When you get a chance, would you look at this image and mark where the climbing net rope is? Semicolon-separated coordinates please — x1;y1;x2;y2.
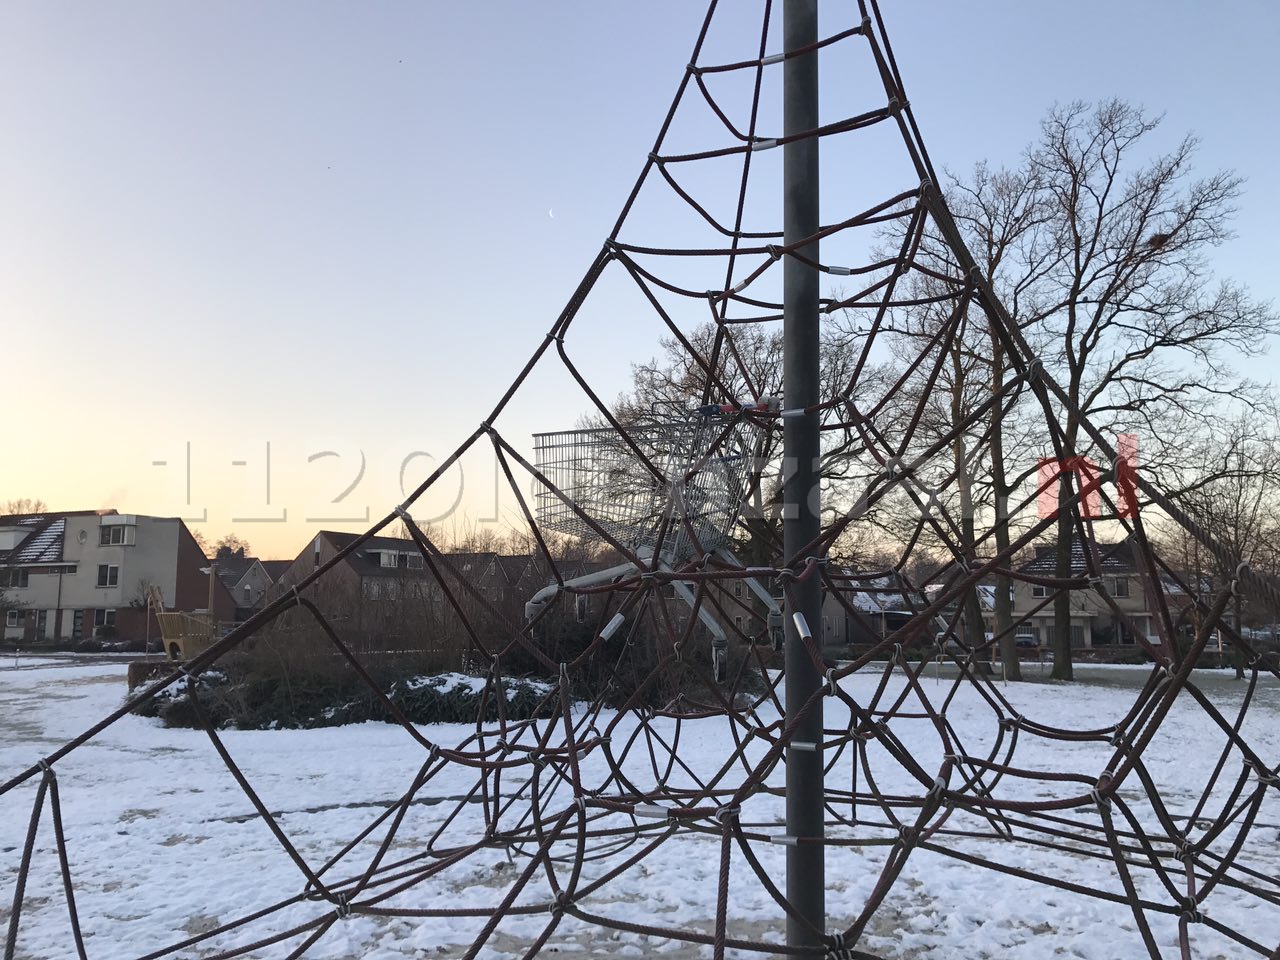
5;2;1280;958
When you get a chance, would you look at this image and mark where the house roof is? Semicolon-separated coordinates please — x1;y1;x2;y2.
496;554;531;585
0;510;105;566
1019;536;1138;576
260;560;292;583
215;556;259;589
318;532;500;581
827;569;929;615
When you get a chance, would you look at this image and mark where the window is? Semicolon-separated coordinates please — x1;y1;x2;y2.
5;610;19;627
93;609;116;628
575;595;588;623
2;569;29;589
1110;577;1130;598
96;564;119;587
734;616;743;633
1031;584;1049;598
72;610;84;640
99;525;127;546
733;583;743;598
242;585;252;603
407;553;424;570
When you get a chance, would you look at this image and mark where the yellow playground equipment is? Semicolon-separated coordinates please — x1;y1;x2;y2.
147;572;219;662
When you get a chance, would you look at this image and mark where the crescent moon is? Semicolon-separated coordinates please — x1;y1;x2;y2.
548;208;555;219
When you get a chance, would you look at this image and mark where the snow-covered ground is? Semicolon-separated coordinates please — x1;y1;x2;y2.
2;659;1279;959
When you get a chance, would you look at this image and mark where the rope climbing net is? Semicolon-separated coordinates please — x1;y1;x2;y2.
4;2;1280;958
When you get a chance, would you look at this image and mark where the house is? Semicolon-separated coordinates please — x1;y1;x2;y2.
1011;536;1155;647
214;549;292;619
822;570;933;648
272;532;543;659
0;510;235;645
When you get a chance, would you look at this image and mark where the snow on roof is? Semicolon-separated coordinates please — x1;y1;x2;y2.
1020;536;1137;576
4;517;65;564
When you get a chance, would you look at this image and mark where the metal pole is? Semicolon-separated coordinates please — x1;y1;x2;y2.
783;0;824;949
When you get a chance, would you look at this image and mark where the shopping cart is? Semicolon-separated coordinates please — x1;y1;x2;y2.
532;412;759;561
526;405;783;676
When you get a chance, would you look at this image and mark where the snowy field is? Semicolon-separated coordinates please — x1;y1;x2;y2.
3;657;1280;959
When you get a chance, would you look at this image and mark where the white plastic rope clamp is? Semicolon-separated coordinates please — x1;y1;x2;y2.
600;613;626;641
714;805;740;825
792;612;812;641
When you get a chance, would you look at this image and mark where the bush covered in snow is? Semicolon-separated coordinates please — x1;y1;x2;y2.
133;667;556;730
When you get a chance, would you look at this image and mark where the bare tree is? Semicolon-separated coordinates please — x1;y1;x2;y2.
878;162;1050;679
924;100;1277;679
2;498;47;515
215;533;252;559
1033;102;1277;677
617;322;890;568
190;527;211;557
1163;409;1280;676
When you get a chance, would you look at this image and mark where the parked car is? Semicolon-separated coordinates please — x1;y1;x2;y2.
934;630;994;653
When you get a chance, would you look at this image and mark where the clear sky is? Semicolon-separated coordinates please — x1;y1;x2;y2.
3;1;1277;559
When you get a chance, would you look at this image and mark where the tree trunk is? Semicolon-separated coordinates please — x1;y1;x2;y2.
952;379;990;676
1051;470;1075;680
989;337;1021;679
